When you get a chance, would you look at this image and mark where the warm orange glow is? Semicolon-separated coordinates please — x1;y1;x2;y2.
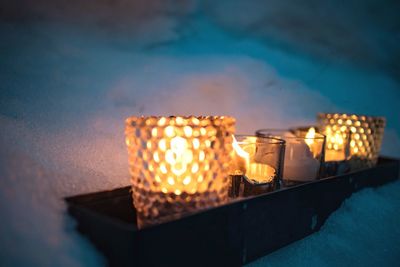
231;136;275;183
319;113;386;165
305;127;316;147
125;116;236;228
324;126;346;161
232;135;250;160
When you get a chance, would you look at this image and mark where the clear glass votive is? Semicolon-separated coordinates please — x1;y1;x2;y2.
229;135;285;197
125;116;236;228
317;113;386;170
256;128;325;186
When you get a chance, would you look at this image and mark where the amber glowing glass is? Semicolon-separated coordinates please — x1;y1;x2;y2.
125;116;235;228
317;113;385;169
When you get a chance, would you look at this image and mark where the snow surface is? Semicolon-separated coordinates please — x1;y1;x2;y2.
0;1;399;266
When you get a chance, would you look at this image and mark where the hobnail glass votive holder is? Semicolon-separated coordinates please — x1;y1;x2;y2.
229;135;285;197
317;113;386;170
125;116;235;228
256;128;325;186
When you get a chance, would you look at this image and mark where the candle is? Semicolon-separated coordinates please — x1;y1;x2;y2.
231;136;276;183
282;130;320;182
229;135;285;197
255;128;325;184
318;113;386;169
125;116;236;228
324;126;347;162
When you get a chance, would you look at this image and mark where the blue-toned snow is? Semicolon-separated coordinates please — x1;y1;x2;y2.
0;1;399;266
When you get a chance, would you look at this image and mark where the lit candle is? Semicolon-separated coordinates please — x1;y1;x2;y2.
283;129;320;182
231;136;276;183
256;128;324;183
125;116;235;228
324;126;347;162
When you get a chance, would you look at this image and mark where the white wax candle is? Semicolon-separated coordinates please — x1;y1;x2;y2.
282;132;320;182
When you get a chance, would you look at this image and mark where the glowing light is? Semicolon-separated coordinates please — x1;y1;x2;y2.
165;126;175;137
176;117;184;125
319;113;386;163
191;117;200;125
153;152;160;162
160;163;168;174
305;127;316;148
350;140;356;147
167;176;175;185
183;176;191;185
231;135;275;183
158;139;167;151
166;136;192;176
199;151;205;161
204;163;210;171
151;128;158;137
125;116;236;228
192;138;200;149
146;141;152;149
191;163;199;173
205;140;211;147
232;136;249;159
183;126;192;137
158;117;166;126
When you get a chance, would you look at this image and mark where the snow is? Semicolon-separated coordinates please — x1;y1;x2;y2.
249;182;400;267
0;1;399;266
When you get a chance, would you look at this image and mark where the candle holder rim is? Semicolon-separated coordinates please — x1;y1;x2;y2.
317;112;386;122
255;128;325;140
125;115;236;127
234;134;286;145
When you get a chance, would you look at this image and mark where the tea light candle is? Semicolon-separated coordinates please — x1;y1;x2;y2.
125;116;236;228
231;136;276;183
256;128;324;183
324;126;347;162
283;131;320;182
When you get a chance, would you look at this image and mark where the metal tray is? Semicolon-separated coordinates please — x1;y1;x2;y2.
66;157;400;267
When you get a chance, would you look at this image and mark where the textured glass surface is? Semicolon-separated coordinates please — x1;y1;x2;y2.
125;116;235;228
318;113;386;169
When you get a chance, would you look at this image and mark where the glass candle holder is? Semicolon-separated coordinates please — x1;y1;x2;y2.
256;128;325;186
317;113;386;170
125;116;236;228
229;135;285;197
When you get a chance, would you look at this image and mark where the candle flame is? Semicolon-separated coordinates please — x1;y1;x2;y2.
326;126;344;151
164;136;193;176
305;127;316;147
232;135;250;160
